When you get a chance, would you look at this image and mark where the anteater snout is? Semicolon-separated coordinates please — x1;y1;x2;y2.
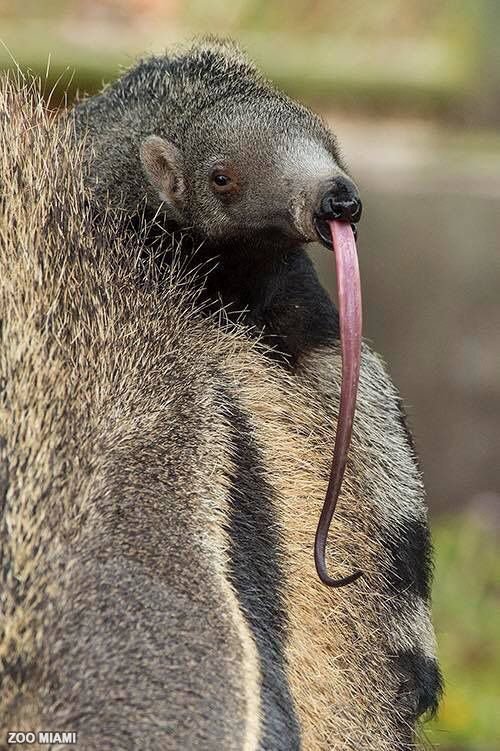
318;176;362;224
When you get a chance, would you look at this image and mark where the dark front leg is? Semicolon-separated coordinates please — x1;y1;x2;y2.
261;251;340;367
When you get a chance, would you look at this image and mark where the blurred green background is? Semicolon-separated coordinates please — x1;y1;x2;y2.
1;2;498;748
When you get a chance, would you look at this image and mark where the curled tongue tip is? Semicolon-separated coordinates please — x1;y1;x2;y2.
314;220;363;587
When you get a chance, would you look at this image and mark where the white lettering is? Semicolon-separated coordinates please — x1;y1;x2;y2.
6;732;36;744
38;731;77;745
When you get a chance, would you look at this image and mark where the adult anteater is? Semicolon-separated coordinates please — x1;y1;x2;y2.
1;64;440;751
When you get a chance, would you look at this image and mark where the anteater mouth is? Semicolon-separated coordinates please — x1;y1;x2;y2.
314;216;358;248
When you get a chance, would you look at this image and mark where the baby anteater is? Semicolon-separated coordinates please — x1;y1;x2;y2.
74;37;362;364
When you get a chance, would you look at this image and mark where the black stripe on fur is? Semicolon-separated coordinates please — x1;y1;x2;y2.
393;648;443;720
222;388;301;750
386;517;433;601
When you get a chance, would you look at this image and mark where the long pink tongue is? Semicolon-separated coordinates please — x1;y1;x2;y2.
314;220;363;587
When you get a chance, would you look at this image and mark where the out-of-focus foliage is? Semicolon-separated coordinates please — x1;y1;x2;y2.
427;516;500;750
185;0;467;36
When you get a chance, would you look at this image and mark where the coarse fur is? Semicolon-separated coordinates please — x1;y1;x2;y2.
1;69;441;751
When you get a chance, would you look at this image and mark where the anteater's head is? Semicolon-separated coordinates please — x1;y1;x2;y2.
140;90;362;253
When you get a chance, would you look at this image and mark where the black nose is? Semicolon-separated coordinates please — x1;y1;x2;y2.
318;176;362;224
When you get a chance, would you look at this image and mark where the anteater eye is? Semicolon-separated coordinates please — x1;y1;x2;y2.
213;173;230;187
210;166;239;196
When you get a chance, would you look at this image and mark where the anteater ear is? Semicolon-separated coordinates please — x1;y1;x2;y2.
140;135;185;208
